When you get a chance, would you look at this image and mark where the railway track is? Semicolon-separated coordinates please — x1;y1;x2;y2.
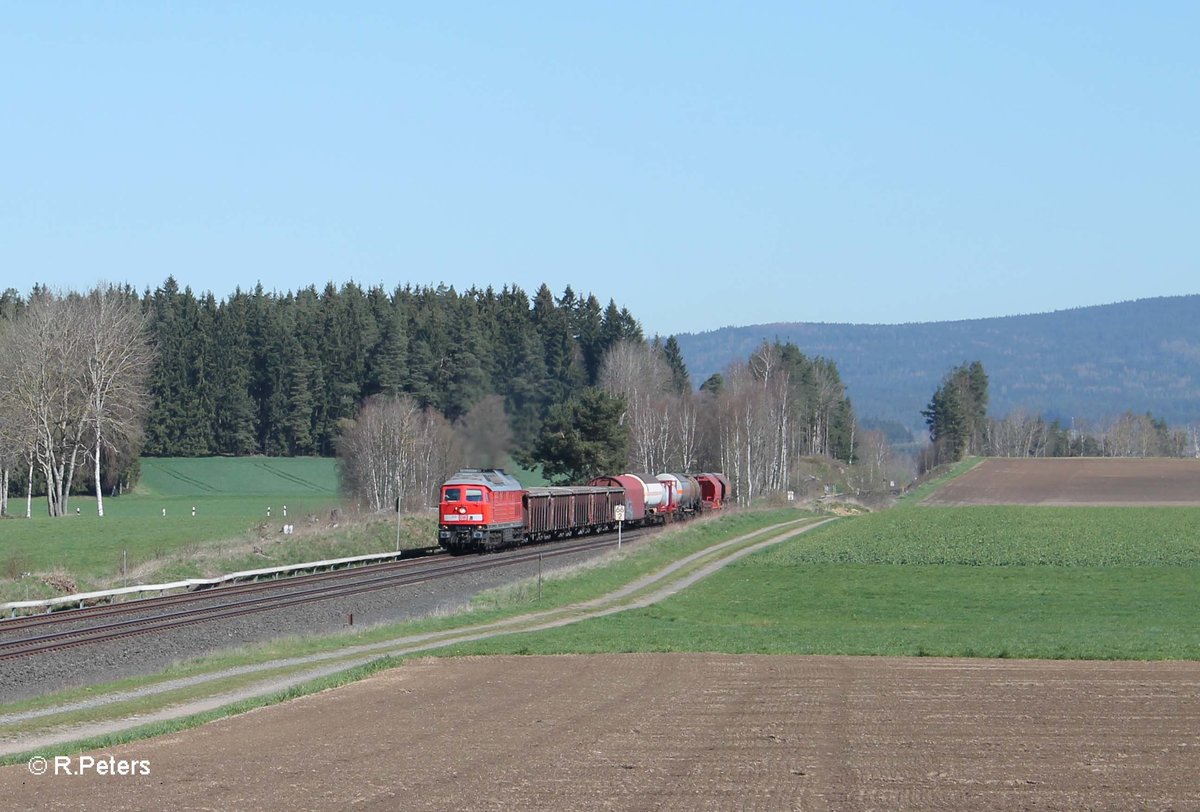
0;531;645;661
0;549;445;633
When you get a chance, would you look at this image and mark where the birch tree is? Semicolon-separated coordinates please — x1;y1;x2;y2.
82;286;155;517
0;287;154;516
0;320;29;517
987;408;1047;458
851;428;895;493
697;340;856;505
337;394;463;512
5;292;90;516
599;339;674;473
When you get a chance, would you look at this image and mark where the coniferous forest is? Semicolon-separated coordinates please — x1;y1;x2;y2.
139;278;644;458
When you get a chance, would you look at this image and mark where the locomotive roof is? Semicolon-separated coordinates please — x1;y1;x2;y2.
442;468;524;492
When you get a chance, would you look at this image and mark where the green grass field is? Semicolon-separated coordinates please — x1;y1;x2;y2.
445;504;1200;661
138;456;338;498
0;457;352;600
0;455;558;603
7;454;1199;662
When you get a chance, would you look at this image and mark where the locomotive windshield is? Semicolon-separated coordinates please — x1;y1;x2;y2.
443;487;485;502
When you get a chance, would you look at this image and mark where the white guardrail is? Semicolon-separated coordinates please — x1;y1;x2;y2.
2;548;426;617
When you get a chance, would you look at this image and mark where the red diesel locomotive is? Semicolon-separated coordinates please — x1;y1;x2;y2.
437;468;732;554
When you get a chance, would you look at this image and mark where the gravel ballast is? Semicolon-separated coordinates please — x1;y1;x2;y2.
0;539;634;703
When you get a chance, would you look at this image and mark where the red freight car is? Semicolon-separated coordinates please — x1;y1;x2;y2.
695;472;731;509
524;486;625;541
586;473;664;524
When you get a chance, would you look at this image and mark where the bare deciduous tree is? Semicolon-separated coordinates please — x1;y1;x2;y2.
671;392;699;472
697;341;858;505
707;359;774;505
987;408;1047;458
337;394;464;513
5;292;90;516
0;287;154;517
0;320;30;517
599;340;673;473
83;286;155;517
848;427;897;494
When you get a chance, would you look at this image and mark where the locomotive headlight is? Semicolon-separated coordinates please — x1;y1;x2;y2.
457;506;466;514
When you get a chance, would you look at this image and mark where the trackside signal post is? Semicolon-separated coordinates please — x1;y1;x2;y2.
614;504;625;548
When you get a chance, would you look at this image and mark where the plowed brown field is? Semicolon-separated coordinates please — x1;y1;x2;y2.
5;654;1199;810
923;457;1200;505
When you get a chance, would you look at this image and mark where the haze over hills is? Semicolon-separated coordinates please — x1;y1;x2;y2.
674;295;1200;439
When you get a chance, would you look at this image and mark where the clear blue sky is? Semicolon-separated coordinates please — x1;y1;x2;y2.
3;3;1196;336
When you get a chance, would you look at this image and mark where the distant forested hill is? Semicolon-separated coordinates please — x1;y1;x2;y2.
674;295;1200;436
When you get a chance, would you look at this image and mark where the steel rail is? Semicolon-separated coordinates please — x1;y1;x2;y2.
0;552;445;634
0;531;642;660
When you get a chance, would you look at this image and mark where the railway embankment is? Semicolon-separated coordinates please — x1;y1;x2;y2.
0;511;824;760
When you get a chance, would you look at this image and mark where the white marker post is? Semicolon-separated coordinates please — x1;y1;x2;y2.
614;504;626;549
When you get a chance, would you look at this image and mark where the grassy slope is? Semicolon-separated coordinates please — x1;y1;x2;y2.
1;457;348;597
138;456;337;496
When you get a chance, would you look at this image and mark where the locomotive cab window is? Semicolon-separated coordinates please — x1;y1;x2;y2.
466;489;484;502
443;488;461;502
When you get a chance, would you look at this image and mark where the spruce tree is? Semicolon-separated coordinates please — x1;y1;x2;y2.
210;291;257;454
532;284;584;411
573;293;605;384
530;388;628;484
494;286;547;447
662;335;691;393
923;361;989;462
367;290;408;397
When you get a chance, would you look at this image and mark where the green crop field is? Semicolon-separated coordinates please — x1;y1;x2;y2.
138;457;338;499
766;505;1200;567
0;457;349;600
447;505;1200;661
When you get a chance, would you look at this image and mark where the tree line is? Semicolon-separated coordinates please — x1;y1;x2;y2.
677;295;1200;434
0;279;644;513
921;361;1200;471
2;278;862;515
340;336;860;510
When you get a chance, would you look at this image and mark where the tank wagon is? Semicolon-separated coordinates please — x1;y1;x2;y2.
586;473;667;524
656;473;702;514
438;467;733;554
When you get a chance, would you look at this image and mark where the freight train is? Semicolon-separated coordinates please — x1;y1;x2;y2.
437;468;731;554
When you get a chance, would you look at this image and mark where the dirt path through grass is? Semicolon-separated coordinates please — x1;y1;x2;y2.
0;518;831;758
